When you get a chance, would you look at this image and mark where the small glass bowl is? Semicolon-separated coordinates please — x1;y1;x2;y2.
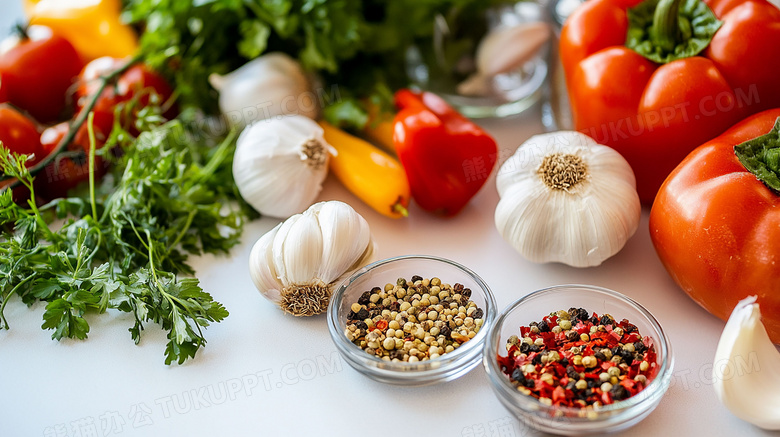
482;285;674;434
327;255;497;386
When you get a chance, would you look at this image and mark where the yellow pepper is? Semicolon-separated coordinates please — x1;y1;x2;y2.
319;121;411;219
361;102;396;155
25;0;138;62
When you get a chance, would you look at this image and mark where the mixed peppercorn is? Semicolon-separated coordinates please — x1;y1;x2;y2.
344;276;485;362
497;308;657;408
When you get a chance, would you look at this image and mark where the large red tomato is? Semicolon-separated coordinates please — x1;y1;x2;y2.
650;108;780;343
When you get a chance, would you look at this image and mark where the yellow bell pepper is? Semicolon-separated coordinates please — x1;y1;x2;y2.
319;121;411;219
25;0;138;62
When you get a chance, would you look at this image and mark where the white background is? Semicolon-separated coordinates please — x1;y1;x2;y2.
2;2;779;437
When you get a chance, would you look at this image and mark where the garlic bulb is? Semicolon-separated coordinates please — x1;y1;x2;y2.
713;296;780;430
233;115;333;218
249;201;376;316
495;131;640;267
209;52;318;128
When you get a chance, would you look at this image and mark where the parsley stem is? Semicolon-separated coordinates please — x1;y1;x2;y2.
0;275;33;330
87;112;98;220
195;128;237;183
168;209;197;254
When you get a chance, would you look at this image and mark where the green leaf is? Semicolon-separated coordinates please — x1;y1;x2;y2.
322;98;370;130
734;117;780;193
238;20;271;58
29;280;63;300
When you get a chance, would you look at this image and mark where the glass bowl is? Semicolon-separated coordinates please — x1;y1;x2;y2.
404;1;552;118
482;285;674;434
327;255;497;386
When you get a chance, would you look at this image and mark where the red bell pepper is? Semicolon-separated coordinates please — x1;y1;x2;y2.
561;0;780;203
393;90;498;216
650;108;780;343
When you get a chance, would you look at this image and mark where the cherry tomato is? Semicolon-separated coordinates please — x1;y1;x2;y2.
35;113;110;200
0;72;8;103
117;64;176;118
0;26;83;123
75;57;176;132
0;105;43;166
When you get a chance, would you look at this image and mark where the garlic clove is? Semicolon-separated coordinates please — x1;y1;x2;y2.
248;223;283;303
476;22;550;77
457;22;551;97
313;201;372;284
713;296;780;430
280;210;324;287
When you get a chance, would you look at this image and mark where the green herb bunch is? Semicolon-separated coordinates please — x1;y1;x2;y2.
0;111;251;365
122;0;506;128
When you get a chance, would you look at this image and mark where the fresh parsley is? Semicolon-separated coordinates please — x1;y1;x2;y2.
0;114;251;365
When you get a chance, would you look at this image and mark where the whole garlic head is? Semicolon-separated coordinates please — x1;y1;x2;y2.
233;115;333;218
209;52;319;128
495;131;640;267
249;201;376;316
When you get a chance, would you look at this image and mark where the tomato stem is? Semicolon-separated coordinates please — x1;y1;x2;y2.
13;23;29;41
651;0;682;52
734;117;780;193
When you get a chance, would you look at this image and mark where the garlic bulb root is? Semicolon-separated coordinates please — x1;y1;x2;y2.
279;280;331;317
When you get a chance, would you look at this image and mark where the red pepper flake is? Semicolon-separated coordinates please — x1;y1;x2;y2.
498;307;657;408
374;319;388;331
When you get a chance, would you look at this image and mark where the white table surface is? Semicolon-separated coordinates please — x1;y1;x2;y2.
2;4;779;437
3;108;776;437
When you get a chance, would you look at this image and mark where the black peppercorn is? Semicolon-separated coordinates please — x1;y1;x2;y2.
611;384;630;401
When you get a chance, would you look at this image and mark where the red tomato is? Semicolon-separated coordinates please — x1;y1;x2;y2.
0;105;43;165
650;108;780;343
35;113;110;200
0;26;83;123
0;72;8;103
117;64;176;118
75;57;176;132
